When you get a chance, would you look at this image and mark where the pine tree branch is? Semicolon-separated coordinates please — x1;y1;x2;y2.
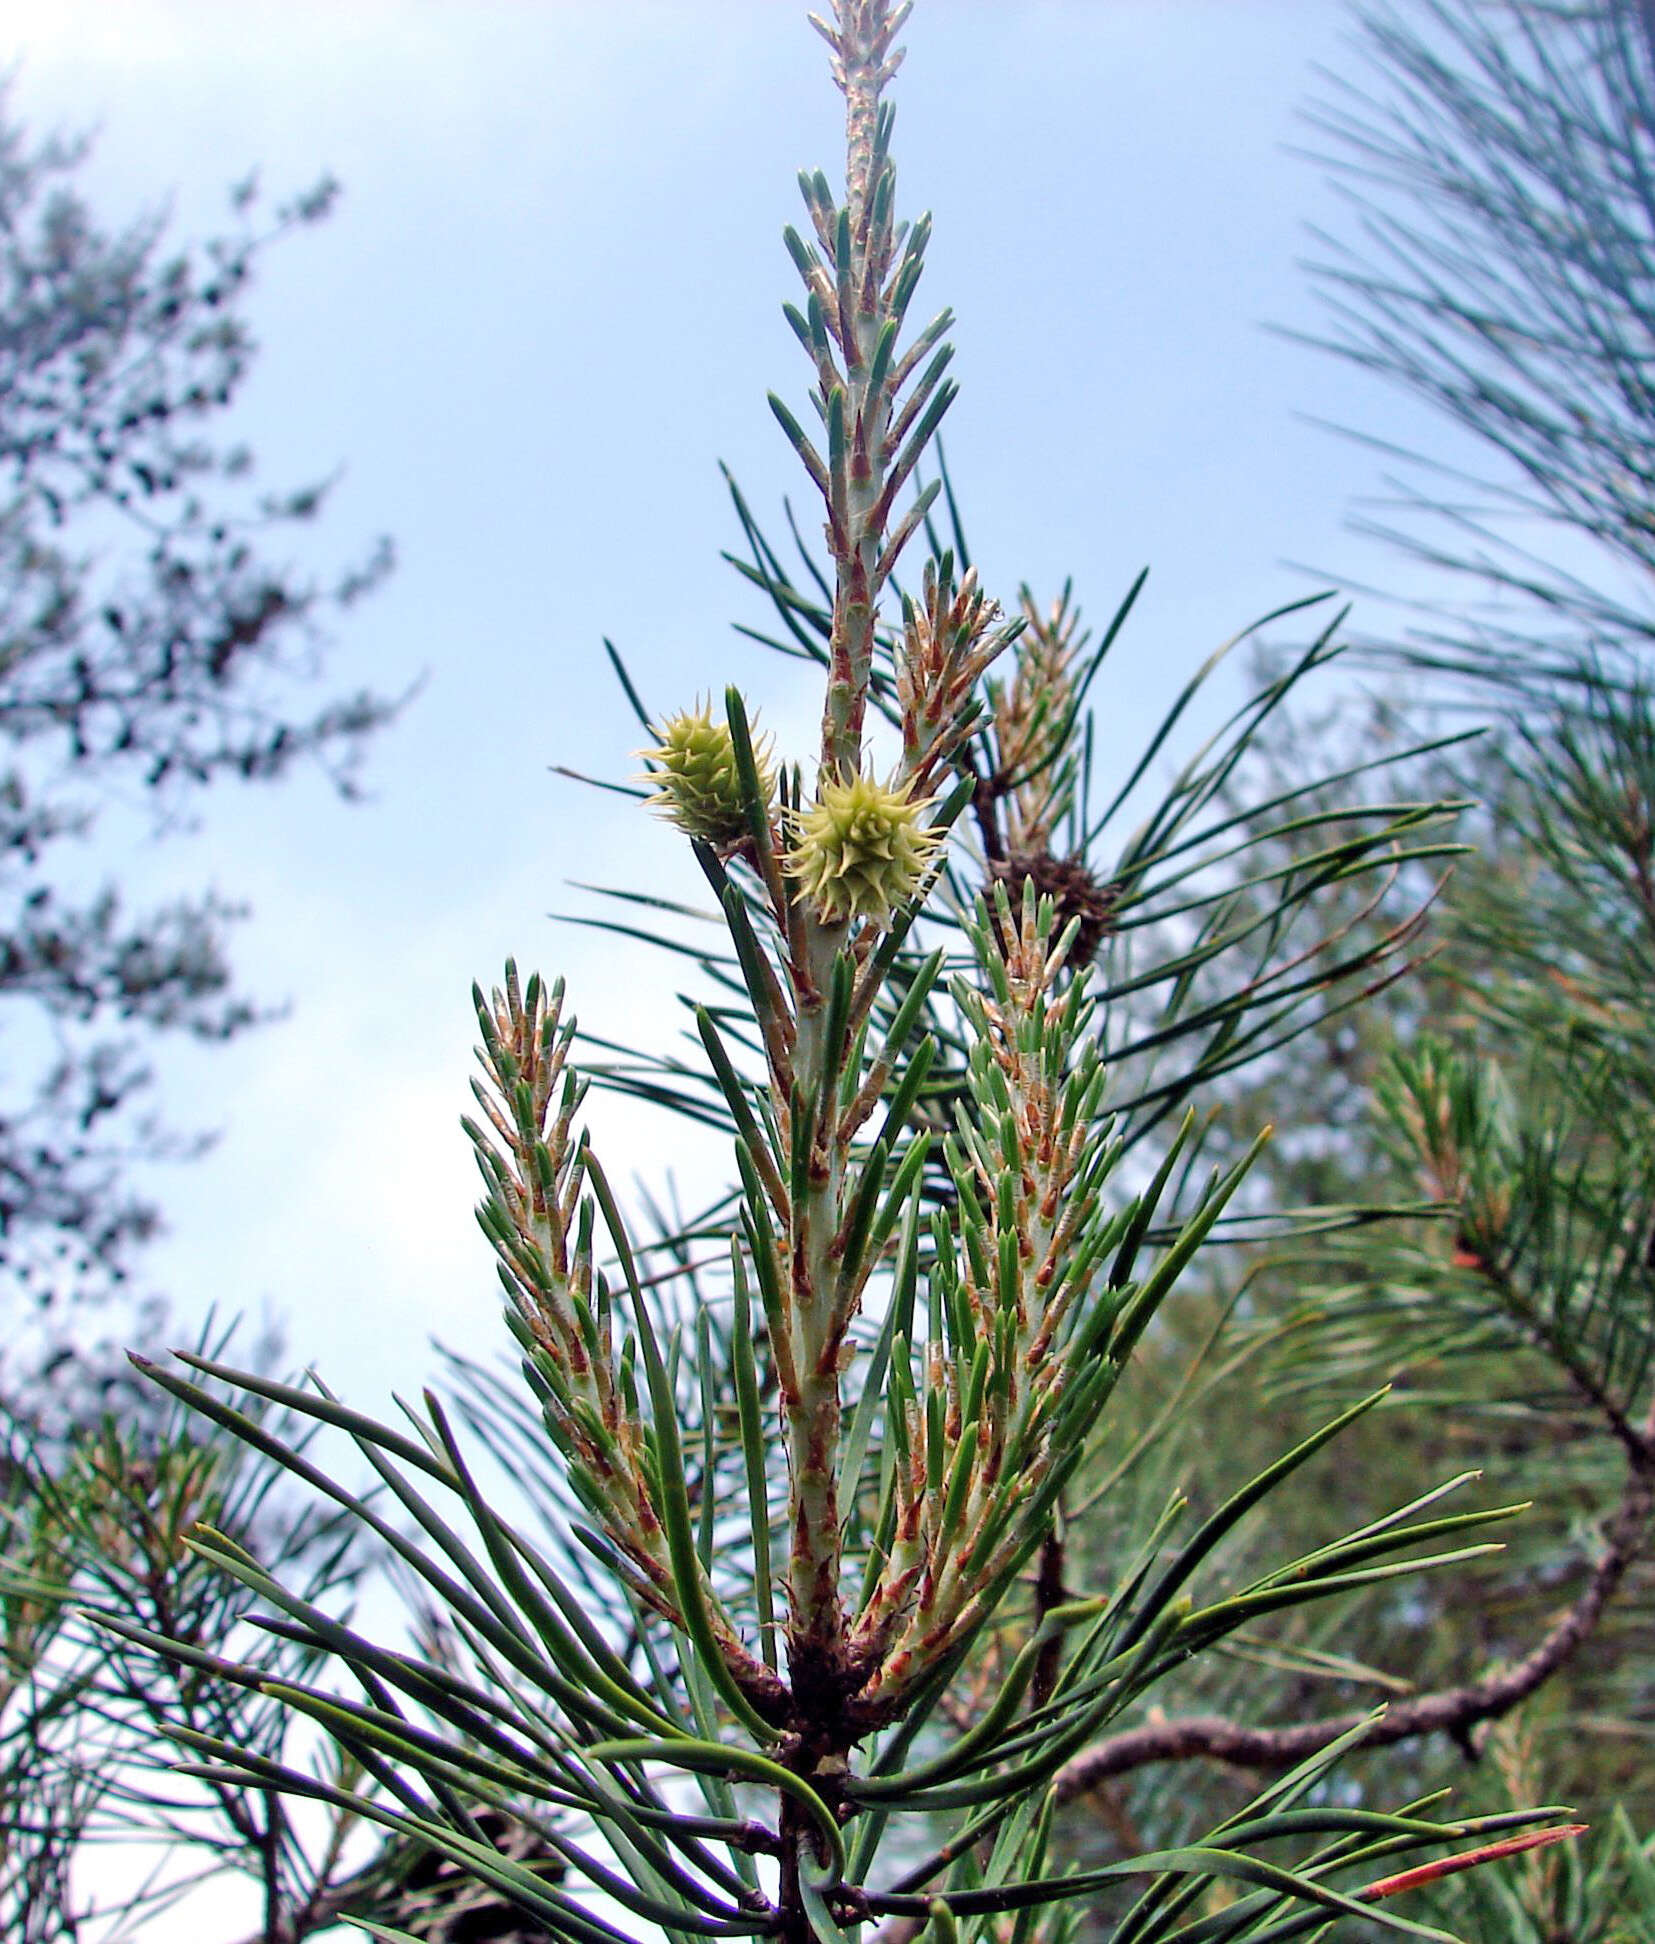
1052;1420;1655;1802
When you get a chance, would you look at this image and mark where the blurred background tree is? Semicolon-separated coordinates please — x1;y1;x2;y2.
0;82;404;1944
0;92;396;1427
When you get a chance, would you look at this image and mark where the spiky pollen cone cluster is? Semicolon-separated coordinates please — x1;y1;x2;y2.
641;701;773;847
786;770;939;924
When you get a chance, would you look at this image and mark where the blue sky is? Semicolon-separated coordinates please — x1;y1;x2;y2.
0;0;1453;1412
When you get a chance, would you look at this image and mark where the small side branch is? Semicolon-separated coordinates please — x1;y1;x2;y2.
1053;1437;1654;1802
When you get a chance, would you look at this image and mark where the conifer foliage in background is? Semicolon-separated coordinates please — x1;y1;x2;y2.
0;98;395;1409
1266;0;1655;1812
1294;0;1655;679
1027;0;1655;1928
73;5;1603;1941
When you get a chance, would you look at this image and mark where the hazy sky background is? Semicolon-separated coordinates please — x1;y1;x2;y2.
0;0;1461;1409
0;0;1486;1931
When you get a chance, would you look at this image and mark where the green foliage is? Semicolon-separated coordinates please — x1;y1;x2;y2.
0;1329;372;1942
1258;0;1655;1832
1029;0;1655;1923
